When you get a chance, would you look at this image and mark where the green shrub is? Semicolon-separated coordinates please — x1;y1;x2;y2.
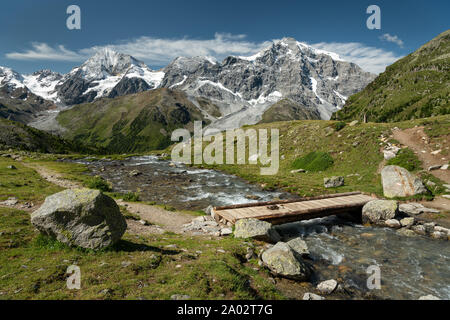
333;121;347;132
387;148;422;172
292;151;334;172
85;176;111;192
123;192;140;202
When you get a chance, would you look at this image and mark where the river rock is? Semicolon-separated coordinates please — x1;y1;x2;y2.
261;242;310;280
397;228;416;237
362;200;398;225
381;166;427;198
234;218;281;243
400;217;415;228
303;293;325;300
128;170;141;177
31;189;127;250
412;225;427;236
317;279;338;294
399;203;440;216
385;219;401;229
286;238;310;256
431;231;448;240
324;176;344;188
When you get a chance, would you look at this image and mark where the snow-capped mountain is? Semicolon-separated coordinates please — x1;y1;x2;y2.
56;48;164;105
1;39;375;130
22;70;63;102
160;37;376;130
0;66;25;91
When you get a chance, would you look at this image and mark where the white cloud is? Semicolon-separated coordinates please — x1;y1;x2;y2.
6;34;401;74
379;33;404;48
310;42;403;73
5;42;83;62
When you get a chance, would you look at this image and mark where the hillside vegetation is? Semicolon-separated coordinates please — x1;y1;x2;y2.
57;89;214;153
334;30;450;122
0;118;94;154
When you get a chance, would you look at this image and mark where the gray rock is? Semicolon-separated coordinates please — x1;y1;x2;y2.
418;295;440;300
303;293;325;300
0;197;19;206
431;231;448;240
428;165;442;171
220;228;233;236
412;225;427;236
128;170;141;177
434;226;450;235
324;176;345;188
349;120;359;127
31;189;127;250
397;228;416;237
171;294;191;300
286;238;310;256
290;169;306;174
261;242;310;280
400;217;415;228
362;200;398;225
234;218;281;243
385;219;401;229
317;279;338;294
423;222;436;234
6;165;17;170
441;164;449;170
399;203;440;216
381;166;427;198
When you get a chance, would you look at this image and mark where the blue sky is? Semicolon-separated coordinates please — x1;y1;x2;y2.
1;0;449;74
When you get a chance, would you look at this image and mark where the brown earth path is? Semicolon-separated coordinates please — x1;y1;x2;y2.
392;126;449;183
391;127;450;215
2;162;197;235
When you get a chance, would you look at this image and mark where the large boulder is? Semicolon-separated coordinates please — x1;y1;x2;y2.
261;242;310;280
234;218;281;243
381;166;427;198
31;189;127;250
286;238;310;256
362;200;398;225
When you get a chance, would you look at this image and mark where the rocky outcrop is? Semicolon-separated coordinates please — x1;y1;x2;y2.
31;189;127;250
234;218;281;243
362;200;398;225
381;166;427;198
108;77;151;99
261;242;310;280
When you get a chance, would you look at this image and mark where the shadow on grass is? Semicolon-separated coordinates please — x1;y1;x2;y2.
110;240;180;255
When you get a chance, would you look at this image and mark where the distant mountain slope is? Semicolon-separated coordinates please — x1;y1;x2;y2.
56;88;213;153
334;30;450;122
0;118;93;153
0;67;57;123
259;98;320;123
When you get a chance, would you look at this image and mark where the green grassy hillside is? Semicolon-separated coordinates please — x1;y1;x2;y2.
57;88;214;153
334;30;450;122
260;98;320;123
0;118;93;154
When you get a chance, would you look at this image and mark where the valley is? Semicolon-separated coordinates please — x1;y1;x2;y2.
0;29;449;301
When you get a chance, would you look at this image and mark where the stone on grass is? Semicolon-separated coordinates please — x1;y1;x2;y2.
362;200;398;225
31;189;126;250
234;218;280;243
261;242;310;280
171;294;191;300
324;176;344;188
303;293;325;300
418;295;440;300
381;166;427;198
399;203;439;216
317;279;338;294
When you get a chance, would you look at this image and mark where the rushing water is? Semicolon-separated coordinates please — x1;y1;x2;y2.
69;155;450;300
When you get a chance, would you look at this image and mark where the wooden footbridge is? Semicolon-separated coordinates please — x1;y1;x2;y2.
212;192;376;225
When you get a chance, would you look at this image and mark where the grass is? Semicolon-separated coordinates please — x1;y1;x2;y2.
386;148;422;172
0;158;62;202
85;176;112;192
0;207;283;300
291;151;334;172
